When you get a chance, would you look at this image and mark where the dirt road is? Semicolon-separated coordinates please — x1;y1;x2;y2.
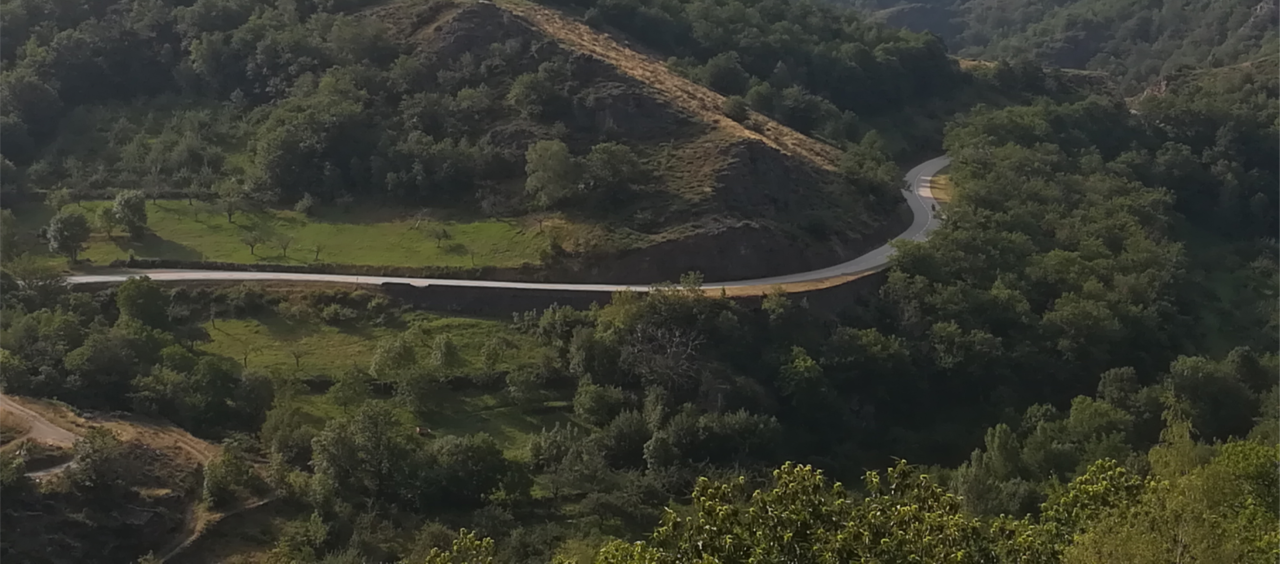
2;394;77;447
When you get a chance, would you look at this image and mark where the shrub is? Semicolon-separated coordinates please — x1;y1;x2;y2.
294;193;316;215
722;96;750;122
573;382;628;427
320;304;359;324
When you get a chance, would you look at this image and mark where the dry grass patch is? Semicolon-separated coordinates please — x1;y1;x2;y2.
927;174;955;204
1;410;32;446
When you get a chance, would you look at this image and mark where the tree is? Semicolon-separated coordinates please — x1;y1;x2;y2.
370;335;417;380
274;231;295;258
46;212;91;261
506;73;553;119
574;382;628;427
594;461;1051;563
47;189;72;212
722;95;750;122
95;206;119;238
1063;442;1278;564
215;182;247;223
1;209;19;259
240;227;268;256
3;254;67;308
581;142;644;193
68;428;129;492
116;276;169;329
311;404;415;505
419;530;495;564
0;154;16;191
0;349;28;393
113;190;148;239
310;242;326;261
294;193;316;215
698;52;750;95
595;409;650;469
204;441;256;508
328;370;371;412
431;334;460;368
429;227;451;248
525;140;578;208
287;346;307;370
427;434;510;507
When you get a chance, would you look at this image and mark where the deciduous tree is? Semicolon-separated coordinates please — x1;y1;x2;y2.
46;211;91;261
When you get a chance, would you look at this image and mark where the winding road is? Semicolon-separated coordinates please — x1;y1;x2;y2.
66;156;950;291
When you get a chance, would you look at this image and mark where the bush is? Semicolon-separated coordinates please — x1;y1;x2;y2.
698;52;750;95
573;382;628;427
320;304;359;324
294;193;316;215
722;96;749;122
113;190;148;239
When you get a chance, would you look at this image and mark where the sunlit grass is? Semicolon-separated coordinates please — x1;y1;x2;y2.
14;200;551;268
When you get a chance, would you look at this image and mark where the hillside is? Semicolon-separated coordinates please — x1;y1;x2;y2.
1;395;268;564
1;0;925;283
360;0;908;281
849;0;1280;93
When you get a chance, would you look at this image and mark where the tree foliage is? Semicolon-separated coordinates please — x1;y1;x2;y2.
46;211;91;261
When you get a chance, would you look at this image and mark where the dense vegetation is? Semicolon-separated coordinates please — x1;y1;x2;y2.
2;0;955;276
851;0;1279;92
1;0;1275;562
0;0;645;209
546;0;1093;152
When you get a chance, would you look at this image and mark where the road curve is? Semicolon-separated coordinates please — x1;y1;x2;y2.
67;156;951;292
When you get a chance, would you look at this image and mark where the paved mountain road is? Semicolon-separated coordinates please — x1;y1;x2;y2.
67;156;950;292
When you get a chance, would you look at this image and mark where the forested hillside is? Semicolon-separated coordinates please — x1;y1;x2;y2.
0;0;1075;283
1;0;1276;562
3;60;1275;560
850;0;1279;92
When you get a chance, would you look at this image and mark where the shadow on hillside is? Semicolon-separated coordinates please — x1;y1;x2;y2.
255;314;311;341
112;233;203;261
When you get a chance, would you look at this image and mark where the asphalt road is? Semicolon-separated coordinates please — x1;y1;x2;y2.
66;156;950;292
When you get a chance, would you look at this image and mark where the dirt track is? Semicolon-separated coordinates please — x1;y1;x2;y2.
2;394;77;447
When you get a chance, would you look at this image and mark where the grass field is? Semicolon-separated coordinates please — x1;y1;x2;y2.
13;200;551;268
197;312;577;453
